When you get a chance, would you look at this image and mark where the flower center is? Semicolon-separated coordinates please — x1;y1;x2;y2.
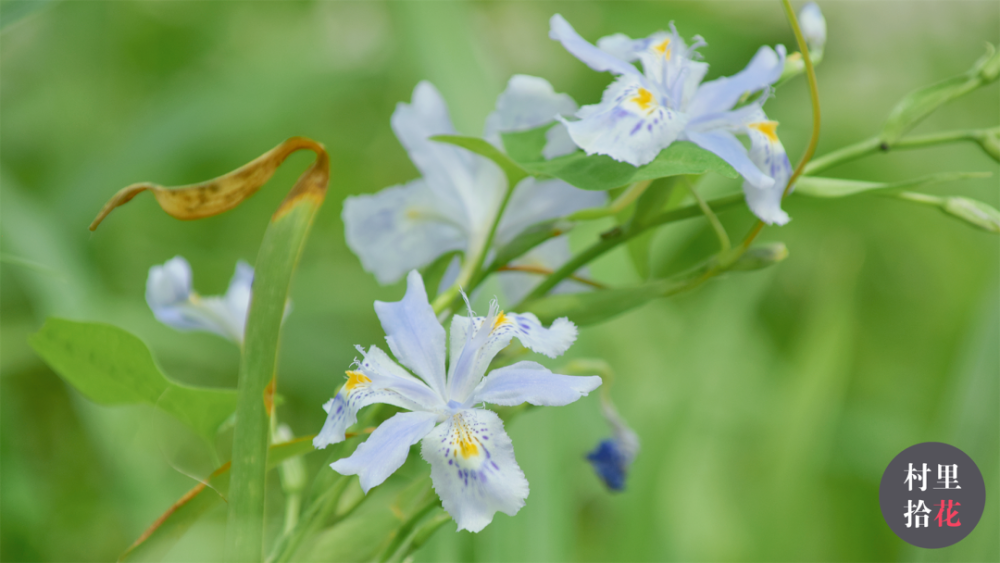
630;88;657;113
654;38;672;59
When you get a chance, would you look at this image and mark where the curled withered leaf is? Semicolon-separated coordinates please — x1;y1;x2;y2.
89;136;329;231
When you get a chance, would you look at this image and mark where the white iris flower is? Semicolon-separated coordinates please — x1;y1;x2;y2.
343;78;607;302
314;270;602;532
146;256;254;344
550;14;794;225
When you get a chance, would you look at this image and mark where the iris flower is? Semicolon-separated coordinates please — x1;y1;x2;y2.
550;14;794;225
146;256;254;344
314;270;602;532
586;393;640;491
343;78;606;303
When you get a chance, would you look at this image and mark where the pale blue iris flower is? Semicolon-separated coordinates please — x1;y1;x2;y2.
550;14;794;225
343;78;606;303
146;256;254;344
314;270;602;532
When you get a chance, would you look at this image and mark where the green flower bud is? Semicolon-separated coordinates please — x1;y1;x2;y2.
941;197;1000;233
729;243;790;271
976;128;1000;163
975;43;1000;83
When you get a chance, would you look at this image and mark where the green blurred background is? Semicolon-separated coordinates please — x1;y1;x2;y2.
1;1;997;561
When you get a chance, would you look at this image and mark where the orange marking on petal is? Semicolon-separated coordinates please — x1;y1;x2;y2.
345;370;371;391
630;88;656;112
748;121;780;142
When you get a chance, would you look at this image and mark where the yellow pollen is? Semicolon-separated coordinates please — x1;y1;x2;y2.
748;121;779;142
630;88;656;112
654;38;671;56
405;208;421;219
345;370;371;391
787;52;802;62
492;311;508;331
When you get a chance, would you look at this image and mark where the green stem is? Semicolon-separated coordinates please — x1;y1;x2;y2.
736;0;821;254
378;494;441;563
518;193;745;305
804;127;998;176
686;180;730;254
226;146;329;563
431;175;518;316
567;180;652;221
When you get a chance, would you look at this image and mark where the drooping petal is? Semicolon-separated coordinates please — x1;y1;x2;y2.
313;370;436;450
549;14;642;78
497;237;598;306
343;179;467;285
147;256;192;309
483;75;580;161
374;270;448;397
421;408;529;532
596;33;645;62
471;361;601;407
495;177;606;246
743;119;792;225
687;45;786;118
331;410;440;493
484;75;578;138
542;124;579;159
799;3;827;54
561;75;687;167
447;301;577;403
391;81;505;232
683;129;774;192
146;257;252;344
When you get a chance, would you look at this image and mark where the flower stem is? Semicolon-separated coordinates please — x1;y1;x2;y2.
804;126;999;176
736;0;822;253
518;193;745;305
685;179;731;254
431;176;518;316
567;180;652;221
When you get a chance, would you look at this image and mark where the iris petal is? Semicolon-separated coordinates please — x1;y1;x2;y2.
421;408;529;532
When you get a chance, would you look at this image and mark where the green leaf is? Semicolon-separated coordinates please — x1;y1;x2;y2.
794;172;991;198
521;261;715;326
501;126;738;191
429;135;528;187
627;177;682;278
120;436;317;562
489;218;574;269
29;318;236;441
881;44;1000;144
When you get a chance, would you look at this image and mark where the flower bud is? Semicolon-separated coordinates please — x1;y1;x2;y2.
976;43;1000;83
941;197;1000;233
729;243;790;271
977;128;1000;163
799;3;827;54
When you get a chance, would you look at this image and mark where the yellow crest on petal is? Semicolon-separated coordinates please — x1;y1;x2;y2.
748;121;780;142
